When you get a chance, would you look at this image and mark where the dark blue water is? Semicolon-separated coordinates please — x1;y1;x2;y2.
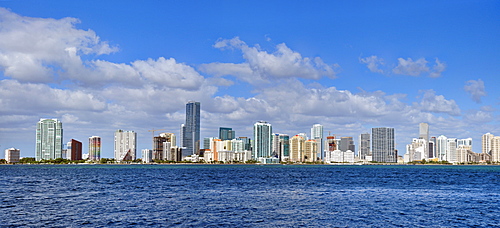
1;165;499;227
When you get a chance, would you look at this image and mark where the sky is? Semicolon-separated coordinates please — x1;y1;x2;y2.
0;1;499;158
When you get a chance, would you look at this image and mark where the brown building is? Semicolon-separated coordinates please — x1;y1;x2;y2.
68;139;82;161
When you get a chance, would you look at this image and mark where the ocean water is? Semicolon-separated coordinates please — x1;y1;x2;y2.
1;165;499;227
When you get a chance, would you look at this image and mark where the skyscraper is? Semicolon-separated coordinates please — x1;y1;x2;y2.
371;127;396;162
36;118;63;161
253;121;272;159
436;135;448;161
339;137;355;152
219;127;235;141
310;124;323;159
89;136;101;161
482;133;494;155
114;130;137;161
182;101;200;156
419;123;429;157
359;133;370;160
290;134;305;162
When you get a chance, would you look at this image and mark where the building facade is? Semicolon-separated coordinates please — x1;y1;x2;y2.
310;124;323;160
359;133;370;160
114;130;137;161
253;121;272;159
88;136;101;161
36;118;63;161
182;101;200;157
5;148;20;163
371;127;396;162
219;127;235;141
67;139;82;161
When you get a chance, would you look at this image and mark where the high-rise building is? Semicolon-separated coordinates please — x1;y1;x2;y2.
371;127;396;162
219;127;235;141
304;140;317;162
491;136;500;162
359;133;370;160
114;130;137;161
253;121;272;159
142;149;153;163
482;133;494;155
182;101;201;156
5;148;20;163
436;135;448;161
429;137;436;158
238;137;252;151
419;123;429;157
67;139;82;161
88;136;101;161
310;124;323;159
279;134;290;161
290;134;305;162
152;133;175;160
446;138;458;163
339;137;355;152
36;118;63;161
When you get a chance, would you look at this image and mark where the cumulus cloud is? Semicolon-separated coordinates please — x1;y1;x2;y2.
201;37;337;83
391;57;446;77
393;58;429;76
414;90;461;116
429;58;446;78
0;8;117;83
464;79;487;103
359;55;384;73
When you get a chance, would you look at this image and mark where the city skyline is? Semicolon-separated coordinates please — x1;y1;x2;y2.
0;2;499;158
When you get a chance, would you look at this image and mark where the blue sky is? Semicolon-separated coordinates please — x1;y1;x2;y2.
0;1;498;158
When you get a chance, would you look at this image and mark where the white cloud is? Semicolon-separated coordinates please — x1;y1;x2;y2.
202;37;337;83
414;90;461;116
464;79;487;103
0;8;117;83
429;58;446;78
359;55;384;73
393;58;429;76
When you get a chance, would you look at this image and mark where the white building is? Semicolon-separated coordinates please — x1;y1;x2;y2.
142;149;153;163
5;148;20;163
114;130;137;161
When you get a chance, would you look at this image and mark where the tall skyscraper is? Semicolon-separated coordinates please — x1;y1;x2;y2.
419;123;429;157
310;124;323;159
359;133;370;160
67;139;82;161
88;136;101;161
253;121;272;159
219;127;235;141
36;118;63;161
182;101;200;156
436;135;448;161
114;130;137;161
290;134;305;162
491;136;500;162
371;127;396;162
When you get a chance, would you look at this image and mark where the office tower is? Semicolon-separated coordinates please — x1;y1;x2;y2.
231;138;245;153
491;136;500;162
419;123;429;157
482;133;494;155
311;124;324;159
204;137;215;149
371;127;396;162
359;133;370;160
114;130;137;161
238;137;252;151
89;136;101;161
436;135;448;161
405;138;427;162
290;134;305;162
5;148;20;163
279;134;290;161
180;124;185;147
36;118;63;161
67;139;82;161
339;137;355;152
219;127;235;141
142;149;152;163
182;101;201;156
253;121;272;159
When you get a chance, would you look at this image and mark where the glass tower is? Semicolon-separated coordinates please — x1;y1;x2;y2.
36;118;63;161
182;101;200;156
253;121;272;159
89;136;101;161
